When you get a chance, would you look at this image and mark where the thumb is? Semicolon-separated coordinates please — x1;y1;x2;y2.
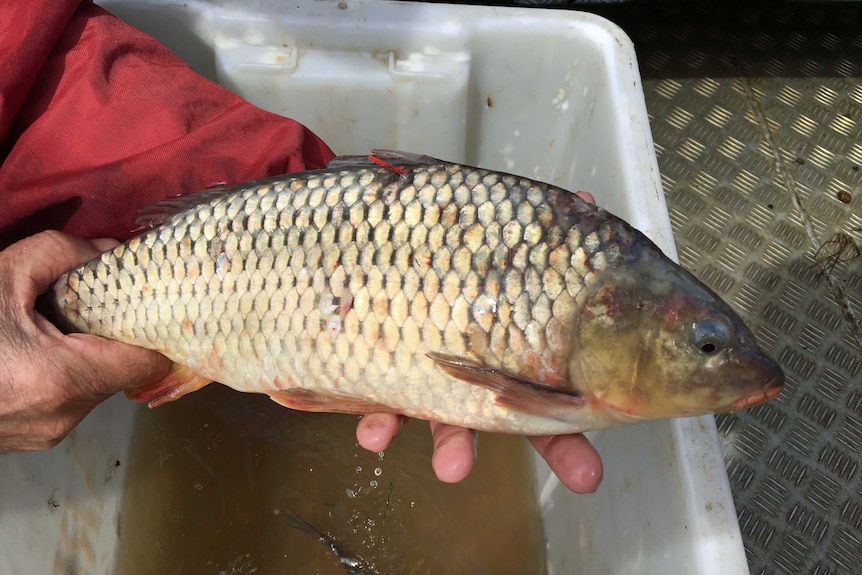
64;332;172;397
2;230;107;304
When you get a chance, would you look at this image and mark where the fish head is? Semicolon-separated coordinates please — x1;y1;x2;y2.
571;251;784;422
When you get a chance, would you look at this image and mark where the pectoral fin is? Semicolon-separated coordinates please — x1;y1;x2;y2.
126;363;213;408
269;389;397;415
428;352;584;416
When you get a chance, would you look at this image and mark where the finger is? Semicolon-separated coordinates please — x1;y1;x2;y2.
356;413;408;452
89;238;120;252
1;231;104;304
576;191;595;204
429;421;477;483
1;231;105;342
62;333;172;398
528;434;603;493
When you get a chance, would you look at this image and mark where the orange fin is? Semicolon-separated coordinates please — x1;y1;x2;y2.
126;363;213;408
269;389;396;415
428;352;584;415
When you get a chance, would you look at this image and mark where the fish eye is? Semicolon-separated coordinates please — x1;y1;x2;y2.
691;319;729;355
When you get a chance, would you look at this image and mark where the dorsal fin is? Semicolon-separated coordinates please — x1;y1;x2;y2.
326;150;440;170
132;170;326;231
134;152;439;231
134;188;241;231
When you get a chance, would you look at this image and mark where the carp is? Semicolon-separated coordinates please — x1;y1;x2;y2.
45;151;783;434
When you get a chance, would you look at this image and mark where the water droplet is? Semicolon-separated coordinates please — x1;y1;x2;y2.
194;481;203;490
378;451;385;460
410;501;416;508
272;509;280;516
355;466;362;473
373;467;382;476
369;480;378;488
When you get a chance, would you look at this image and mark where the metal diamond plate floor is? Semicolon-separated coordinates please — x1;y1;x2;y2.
590;3;862;573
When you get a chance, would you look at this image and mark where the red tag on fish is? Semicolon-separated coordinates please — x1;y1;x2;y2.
368;155;407;176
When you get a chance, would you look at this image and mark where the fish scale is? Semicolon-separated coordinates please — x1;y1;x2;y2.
46;151;783;434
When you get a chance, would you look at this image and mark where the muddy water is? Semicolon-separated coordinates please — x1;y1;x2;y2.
115;385;547;574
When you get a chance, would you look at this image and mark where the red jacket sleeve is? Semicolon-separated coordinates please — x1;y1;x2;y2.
0;0;334;249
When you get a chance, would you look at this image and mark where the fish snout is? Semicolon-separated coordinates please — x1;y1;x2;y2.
719;345;784;413
729;371;784;412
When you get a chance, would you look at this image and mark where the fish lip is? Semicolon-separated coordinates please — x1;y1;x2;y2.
728;375;784;413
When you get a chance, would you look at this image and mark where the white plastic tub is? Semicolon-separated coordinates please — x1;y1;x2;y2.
0;1;749;573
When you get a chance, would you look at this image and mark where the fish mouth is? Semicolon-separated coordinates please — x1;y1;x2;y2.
728;376;784;413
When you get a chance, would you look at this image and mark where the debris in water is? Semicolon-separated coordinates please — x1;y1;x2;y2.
277;508;378;575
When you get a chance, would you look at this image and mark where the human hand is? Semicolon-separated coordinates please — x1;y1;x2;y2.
0;231;172;453
355;414;603;493
355;191;603;494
